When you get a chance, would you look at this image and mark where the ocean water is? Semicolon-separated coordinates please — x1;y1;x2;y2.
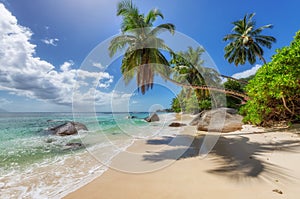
0;112;177;198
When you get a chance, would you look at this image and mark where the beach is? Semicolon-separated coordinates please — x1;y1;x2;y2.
0;112;178;198
64;117;300;199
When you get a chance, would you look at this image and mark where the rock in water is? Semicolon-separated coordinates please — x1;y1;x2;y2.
50;122;88;136
63;142;83;150
55;122;77;136
193;108;243;133
145;113;160;122
73;122;88;131
169;122;187;127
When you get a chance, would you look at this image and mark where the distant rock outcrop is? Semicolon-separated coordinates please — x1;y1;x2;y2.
50;122;88;136
169;122;187;127
127;115;138;119
190;108;243;133
145;113;160;122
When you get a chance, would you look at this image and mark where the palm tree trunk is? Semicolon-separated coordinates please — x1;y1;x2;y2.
158;73;249;102
195;89;203;102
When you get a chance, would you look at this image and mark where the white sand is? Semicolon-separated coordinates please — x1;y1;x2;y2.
64;121;300;199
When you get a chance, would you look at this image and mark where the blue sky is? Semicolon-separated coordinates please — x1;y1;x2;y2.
0;0;299;112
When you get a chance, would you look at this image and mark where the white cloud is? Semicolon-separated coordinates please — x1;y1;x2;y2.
232;64;261;79
0;3;115;107
60;61;74;71
72;88;133;112
92;62;105;69
41;38;59;46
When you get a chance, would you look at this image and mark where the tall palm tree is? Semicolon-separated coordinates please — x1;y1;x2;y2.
223;13;276;66
171;46;221;101
109;0;175;94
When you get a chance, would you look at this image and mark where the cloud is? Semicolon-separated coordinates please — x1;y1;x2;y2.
72;88;133;112
41;38;59;46
60;61;74;71
0;3;115;107
232;64;261;79
92;62;105;69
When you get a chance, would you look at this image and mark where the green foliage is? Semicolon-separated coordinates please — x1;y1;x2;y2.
185;94;200;114
223;13;276;66
171;89;211;114
109;0;175;94
223;79;243;109
198;99;212;110
224;79;243;92
171;97;182;113
241;30;300;126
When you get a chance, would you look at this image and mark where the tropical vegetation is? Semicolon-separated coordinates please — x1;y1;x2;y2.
223;13;276;66
109;0;175;94
223;79;243;109
111;1;299;127
170;47;221;101
241;30;300;126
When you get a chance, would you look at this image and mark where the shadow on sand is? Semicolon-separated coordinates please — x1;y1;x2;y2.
143;133;300;181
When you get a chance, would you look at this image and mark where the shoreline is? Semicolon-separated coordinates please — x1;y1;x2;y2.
56;112;187;198
64;116;300;199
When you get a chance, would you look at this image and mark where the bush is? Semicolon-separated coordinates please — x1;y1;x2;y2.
241;31;300;126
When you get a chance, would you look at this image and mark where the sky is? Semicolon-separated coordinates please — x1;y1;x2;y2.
0;0;299;112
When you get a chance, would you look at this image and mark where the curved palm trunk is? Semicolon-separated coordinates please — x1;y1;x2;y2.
159;73;249;101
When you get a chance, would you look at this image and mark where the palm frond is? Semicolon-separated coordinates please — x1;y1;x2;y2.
251;24;273;36
145;8;164;25
224;12;275;66
223;33;241;41
149;23;175;37
117;0;138;17
109;35;137;57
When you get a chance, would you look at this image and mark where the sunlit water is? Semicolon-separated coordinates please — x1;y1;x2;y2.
0;112;177;198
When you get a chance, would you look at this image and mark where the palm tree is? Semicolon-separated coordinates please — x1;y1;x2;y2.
171;46;221;101
109;0;175;94
223;13;276;66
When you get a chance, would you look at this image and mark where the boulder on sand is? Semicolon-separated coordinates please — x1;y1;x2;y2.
50;122;88;136
145;113;160;122
190;108;243;133
168;122;187;127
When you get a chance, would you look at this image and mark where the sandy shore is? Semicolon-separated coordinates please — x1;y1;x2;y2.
64;118;300;199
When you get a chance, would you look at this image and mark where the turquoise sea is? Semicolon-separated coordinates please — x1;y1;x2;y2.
0;112;176;198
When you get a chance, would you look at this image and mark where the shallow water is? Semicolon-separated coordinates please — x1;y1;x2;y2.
0;112;177;198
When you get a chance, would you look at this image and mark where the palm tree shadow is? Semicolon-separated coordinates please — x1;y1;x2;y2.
143;134;300;181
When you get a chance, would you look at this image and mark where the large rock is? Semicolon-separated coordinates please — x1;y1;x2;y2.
189;111;206;126
169;122;187;127
145;113;160;122
191;108;243;133
50;122;88;136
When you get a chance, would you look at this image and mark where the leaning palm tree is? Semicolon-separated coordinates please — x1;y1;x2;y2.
109;0;175;94
223;13;276;66
171;46;221;101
